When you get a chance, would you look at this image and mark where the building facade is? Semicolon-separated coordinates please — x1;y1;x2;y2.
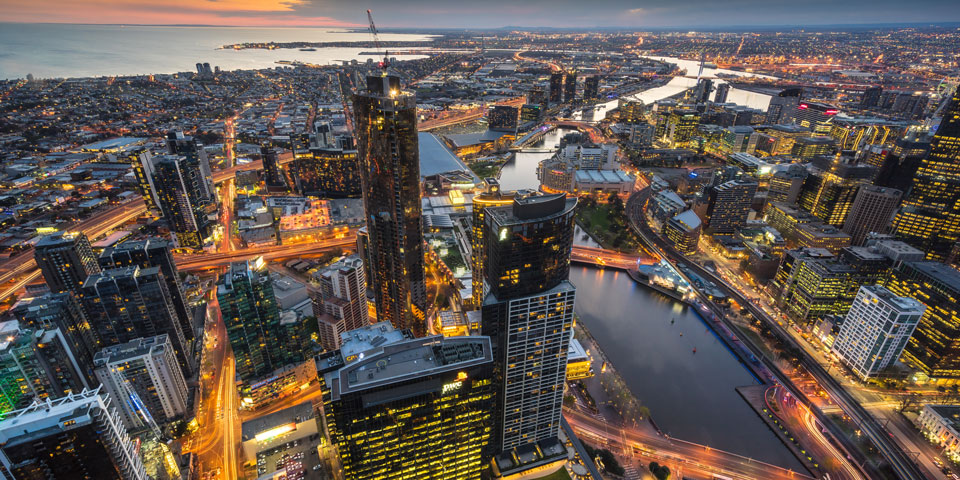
312;256;368;351
34;232;101;297
353;74;427;335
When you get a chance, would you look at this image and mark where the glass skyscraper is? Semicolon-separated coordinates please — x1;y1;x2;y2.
893;85;960;262
353;74;427;335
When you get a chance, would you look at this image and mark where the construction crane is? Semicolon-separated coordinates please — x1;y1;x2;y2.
366;9;389;71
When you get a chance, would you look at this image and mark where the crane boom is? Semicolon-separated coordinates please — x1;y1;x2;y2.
366;9;389;70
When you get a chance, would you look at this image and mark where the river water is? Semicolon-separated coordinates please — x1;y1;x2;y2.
499;123;804;471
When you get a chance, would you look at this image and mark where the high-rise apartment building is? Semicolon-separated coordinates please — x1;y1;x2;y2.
218;258;300;381
841;186;902;245
312;256;368;351
700;179;758;234
714;83;731;104
892;86;960;262
121;146;160;211
10;293;99;384
488;105;519;133
470;180;526;307
564;72;577;102
165;130;214;198
99;237;193;342
94;335;188;429
549;73;564;104
481;194;577;457
0;388;149;480
150;154;218;250
261;145;289;192
0;321;91;414
766;88;802;124
584;75;600;101
290;141;362;198
353;74;427;335
885;261;960;379
318;322;493;480
861;86;883;109
82;266;191;375
833;285;924;380
34;232;101;297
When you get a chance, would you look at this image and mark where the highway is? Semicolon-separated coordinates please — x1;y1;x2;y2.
625;189;926;480
569;245;654;270
173;234;356;271
564;408;814;480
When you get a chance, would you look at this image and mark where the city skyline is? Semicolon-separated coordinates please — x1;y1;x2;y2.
3;0;960;28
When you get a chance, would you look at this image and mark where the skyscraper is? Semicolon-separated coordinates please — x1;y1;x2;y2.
34;232;101;297
121;146;160;211
892;86;960;262
99;237;193;342
218;258;298;381
549;73;564;104
714;83;731;104
767;87;802;124
699;179;758;234
82;266;192;375
797;157;876;227
261;144;289;192
0;321;91;414
312;256;368;351
10;293;99;385
841;186;902;245
165;130;214;198
885;261;960;379
832;285;924;380
481;194;577;457
564;71;577;102
353;74;427;335
488;105;519;133
861;86;883;109
0;388;149;480
874;128;933;192
318;322;494;480
290;142;362;198
150;154;218;250
584;75;600;101
94;335;189;430
470;180;525;307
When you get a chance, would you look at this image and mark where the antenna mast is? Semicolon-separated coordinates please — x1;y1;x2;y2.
366;9;389;71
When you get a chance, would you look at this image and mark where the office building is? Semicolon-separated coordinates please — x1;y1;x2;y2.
766;164;808;205
549;73;564;104
527;87;547;106
842;186;902;245
664;210;702;255
121;146;160;211
165;130;213;197
874;128;933;192
892;86;960;262
618;100;645;124
663;109;700;145
94;335;188;429
261;145;288;191
833;285;924;380
694;78;713;103
353;74;427;335
0;387;148;480
861;86;883;109
584;75;600;101
790;137;836;160
564;72;577;102
700;179;758;234
885;261;960;380
34;232;101;297
218;258;302;381
520;104;544;124
775;247;887;322
792;102;840;131
150;154;218;250
82;266;191;375
714;83;731;104
290;141;362;198
99;237;193;342
488;105;519;133
318;322;494;480
797;156;876;227
481;194;577;457
312;256;368;351
470;180;525;307
794;222;852;254
0;321;90;414
767;88;802;124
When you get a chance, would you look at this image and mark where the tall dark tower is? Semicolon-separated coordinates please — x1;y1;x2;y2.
893;86;960;262
549;73;564;104
353;74;427;335
564;71;577;102
34;232;101;297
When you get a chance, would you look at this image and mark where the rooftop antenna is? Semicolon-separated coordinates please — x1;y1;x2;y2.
366;9;389;72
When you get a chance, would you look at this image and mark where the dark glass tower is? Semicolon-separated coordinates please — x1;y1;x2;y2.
481;194;577;458
353;74;427;335
34;232;101;297
893;86;960;262
151;154;218;250
564;72;577;103
549;73;564;104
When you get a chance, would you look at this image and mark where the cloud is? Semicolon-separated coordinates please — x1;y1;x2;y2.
627;8;647;15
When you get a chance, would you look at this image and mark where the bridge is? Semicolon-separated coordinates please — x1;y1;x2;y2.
570;245;653;270
511;120;609;150
172;234;357;271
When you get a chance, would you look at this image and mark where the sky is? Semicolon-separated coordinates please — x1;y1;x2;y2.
3;0;960;29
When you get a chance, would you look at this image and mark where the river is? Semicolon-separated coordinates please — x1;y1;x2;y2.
498;119;804;471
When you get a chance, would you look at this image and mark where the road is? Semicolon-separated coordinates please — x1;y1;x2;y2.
625;189;927;480
182;299;241;480
564;408;814;480
173;234;356;271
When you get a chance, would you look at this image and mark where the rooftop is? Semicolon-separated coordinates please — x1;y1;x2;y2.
241;401;314;440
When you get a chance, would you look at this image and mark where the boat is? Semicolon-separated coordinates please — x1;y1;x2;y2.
693;348;697;354
299;48;317;51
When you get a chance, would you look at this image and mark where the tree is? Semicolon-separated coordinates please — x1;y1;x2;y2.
898;391;922;413
648;461;671;480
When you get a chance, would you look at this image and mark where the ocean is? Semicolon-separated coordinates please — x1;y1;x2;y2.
0;23;433;80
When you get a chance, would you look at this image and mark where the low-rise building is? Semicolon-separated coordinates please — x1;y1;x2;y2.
917;405;960;464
